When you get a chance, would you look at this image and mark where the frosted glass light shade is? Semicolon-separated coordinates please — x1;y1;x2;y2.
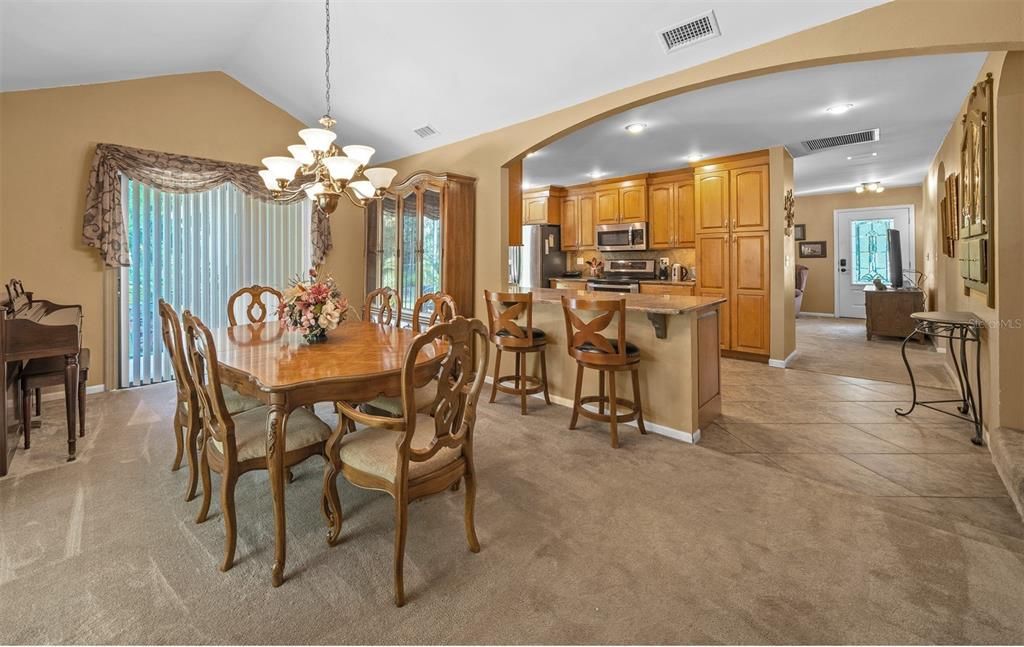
342;145;374;166
349;180;375;200
304;182;325;199
258;170;279;191
262;156;302;181
298;128;337;152
363;167;397;189
323;156;359;181
288;144;315;165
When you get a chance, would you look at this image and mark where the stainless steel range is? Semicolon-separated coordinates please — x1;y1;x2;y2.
586;259;657;294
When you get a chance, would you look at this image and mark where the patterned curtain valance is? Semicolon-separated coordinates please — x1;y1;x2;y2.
82;143;332;267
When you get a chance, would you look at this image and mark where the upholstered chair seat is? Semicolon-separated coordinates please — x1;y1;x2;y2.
339;414;461;482
208;406;330;463
179;385;260;420
364;384;437;417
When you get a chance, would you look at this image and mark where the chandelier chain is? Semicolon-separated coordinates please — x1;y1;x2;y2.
324;0;331;118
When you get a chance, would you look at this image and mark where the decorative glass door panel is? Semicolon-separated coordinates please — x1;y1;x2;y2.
850;218;894;285
422;188;442;295
400;191;420;308
379;196;398;290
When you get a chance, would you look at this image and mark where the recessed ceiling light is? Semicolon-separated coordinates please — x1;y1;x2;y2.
847;152;878;161
825;103;855;115
624;123;647;134
521;181;532;190
686;153;704;163
588;170;606;179
525;151;539;158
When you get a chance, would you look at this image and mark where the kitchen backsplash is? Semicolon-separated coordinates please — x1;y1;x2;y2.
566;248;696;276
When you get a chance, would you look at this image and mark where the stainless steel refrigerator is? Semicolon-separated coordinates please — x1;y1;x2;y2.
509;224;565;289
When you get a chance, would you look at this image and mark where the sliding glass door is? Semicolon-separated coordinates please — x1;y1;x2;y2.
119;179;311;388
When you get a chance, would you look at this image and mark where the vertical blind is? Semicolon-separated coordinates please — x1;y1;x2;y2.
120;178;311;388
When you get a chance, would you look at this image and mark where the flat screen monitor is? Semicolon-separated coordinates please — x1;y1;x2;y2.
887;229;904;288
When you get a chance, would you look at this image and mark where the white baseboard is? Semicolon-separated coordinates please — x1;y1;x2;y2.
798;311;836;318
483;376;701;444
768;349;800;369
37;384;106;403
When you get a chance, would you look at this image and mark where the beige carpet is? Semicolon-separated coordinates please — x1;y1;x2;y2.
2;376;1023;644
791;317;953;388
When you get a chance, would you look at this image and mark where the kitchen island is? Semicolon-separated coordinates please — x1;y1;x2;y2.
506;286;725;443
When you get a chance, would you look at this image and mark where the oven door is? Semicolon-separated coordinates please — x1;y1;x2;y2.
596;223;647;251
587;281;639;294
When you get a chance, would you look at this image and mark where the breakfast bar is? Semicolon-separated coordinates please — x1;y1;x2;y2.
508;286;725;443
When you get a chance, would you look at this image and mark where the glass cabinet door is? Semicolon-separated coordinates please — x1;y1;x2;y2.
422;187;442;295
400;190;420;308
379;196;398;290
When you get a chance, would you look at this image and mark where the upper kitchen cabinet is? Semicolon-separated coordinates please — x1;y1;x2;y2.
523;186;566;225
730;164;769;231
648;173;695;249
595;178;648;225
695;171;729;233
561;190;596;251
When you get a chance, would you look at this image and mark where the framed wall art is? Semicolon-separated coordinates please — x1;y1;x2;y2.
798;240;827;259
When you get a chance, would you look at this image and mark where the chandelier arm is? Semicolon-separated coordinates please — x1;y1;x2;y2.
341;187;367;208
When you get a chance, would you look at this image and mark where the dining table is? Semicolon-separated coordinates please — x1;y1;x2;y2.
211;318;448;587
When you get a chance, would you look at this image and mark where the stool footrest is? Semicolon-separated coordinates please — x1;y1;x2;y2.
494;374;546;396
577;395;640;424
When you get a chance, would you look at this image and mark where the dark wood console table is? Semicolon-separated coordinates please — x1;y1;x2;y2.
864;285;925;341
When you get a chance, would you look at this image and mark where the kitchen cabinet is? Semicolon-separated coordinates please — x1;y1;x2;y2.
595;180;647;225
694;156;771;356
550;278;587;290
648;179;695;249
639;283;694;296
522;186;566;225
578;193;596;249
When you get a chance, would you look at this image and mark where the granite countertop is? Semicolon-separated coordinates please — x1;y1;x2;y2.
511;286;725;315
551;277;696;286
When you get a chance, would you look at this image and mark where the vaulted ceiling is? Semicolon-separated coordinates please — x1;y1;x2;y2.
2;0;888;163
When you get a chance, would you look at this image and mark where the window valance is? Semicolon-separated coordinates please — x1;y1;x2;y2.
82;143;332;268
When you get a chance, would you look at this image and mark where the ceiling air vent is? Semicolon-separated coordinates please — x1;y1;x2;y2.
413;124;439;139
787;128;880;158
659;10;721;53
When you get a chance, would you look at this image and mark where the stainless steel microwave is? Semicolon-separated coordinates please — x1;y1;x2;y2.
596;222;648;252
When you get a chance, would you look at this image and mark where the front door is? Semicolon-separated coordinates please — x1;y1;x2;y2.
834;206;914;319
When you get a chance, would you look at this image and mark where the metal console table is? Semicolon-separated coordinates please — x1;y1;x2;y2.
896;311;984;446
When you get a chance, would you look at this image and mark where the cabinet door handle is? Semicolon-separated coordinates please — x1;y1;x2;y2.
732;219;737;230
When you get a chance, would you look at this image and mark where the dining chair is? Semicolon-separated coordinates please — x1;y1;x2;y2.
158;300;262;501
324;316;489;606
483;290;550;415
182;310;334;572
363;292;458;418
561;295;647;448
19;348;89;452
363;287;402;326
227;285;283;326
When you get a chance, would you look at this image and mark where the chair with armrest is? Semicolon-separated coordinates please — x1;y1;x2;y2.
795;264;809;316
324;316;489;606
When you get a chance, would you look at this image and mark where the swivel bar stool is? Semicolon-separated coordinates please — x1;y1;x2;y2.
561;295;646;448
484;290;550;415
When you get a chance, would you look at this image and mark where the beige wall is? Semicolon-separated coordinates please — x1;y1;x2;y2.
922;52;1024;431
794;185;923;315
0;72;305;386
324;0;1023;367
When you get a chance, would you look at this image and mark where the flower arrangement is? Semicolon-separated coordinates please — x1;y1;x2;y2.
278;268;348;343
584;256;605;277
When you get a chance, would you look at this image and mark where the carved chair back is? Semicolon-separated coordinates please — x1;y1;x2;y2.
396;316;488;479
158;300;198;409
182;311;238;462
483;290;539;349
6;279;25;302
561;296;629;366
412;292;458;333
227;285;283;326
364;287;402;326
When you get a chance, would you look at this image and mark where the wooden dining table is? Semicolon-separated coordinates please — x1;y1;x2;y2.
212;319;447;587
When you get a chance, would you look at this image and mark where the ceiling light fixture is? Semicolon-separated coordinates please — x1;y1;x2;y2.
825;103;855;115
855;181;884;194
525;151;539;158
588;170;606;179
686;153;704;163
625;123;648;134
259;0;395;215
847;152;878;161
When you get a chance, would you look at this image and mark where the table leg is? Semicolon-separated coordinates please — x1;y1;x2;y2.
266;398;288;587
64;354;79;461
967;327;984;446
895;329;918;417
948;334;970;414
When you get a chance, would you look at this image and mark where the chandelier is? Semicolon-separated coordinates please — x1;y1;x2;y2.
258;0;396;215
855;181;884;194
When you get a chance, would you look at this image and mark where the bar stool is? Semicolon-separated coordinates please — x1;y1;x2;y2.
560;296;646;448
484;290;550;415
